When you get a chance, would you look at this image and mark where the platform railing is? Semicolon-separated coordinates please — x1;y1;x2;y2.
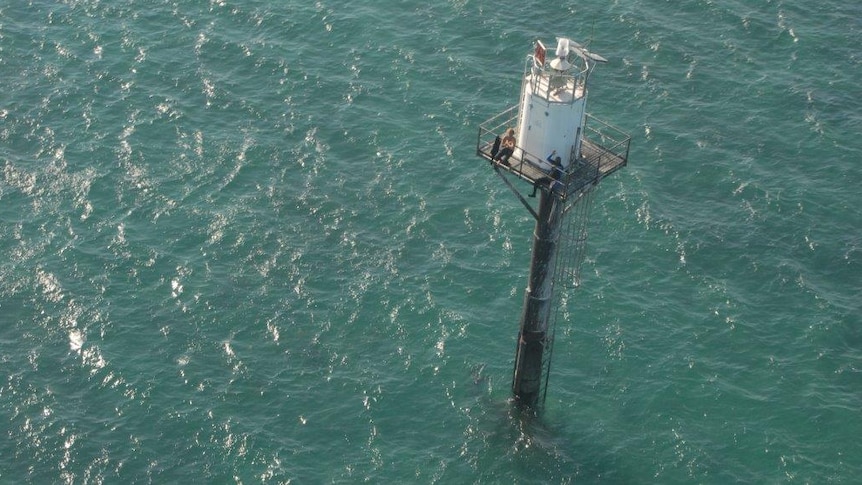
561;115;630;197
583;114;631;166
475;105;518;156
477;110;630;200
524;54;589;105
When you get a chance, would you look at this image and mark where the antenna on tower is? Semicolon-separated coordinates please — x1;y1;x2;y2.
475;35;631;410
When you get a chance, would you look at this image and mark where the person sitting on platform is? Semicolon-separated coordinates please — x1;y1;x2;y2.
529;150;564;197
494;128;516;165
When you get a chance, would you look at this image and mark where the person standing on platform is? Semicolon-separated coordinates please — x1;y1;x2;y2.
529;150;564;197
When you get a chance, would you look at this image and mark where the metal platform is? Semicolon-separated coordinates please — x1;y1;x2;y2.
476;108;630;202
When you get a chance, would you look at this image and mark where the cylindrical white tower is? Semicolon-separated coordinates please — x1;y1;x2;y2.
515;38;590;170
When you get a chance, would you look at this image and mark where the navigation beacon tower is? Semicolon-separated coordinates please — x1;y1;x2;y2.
476;37;631;409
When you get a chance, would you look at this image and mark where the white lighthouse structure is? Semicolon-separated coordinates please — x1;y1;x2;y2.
515;38;590;173
476;36;631;409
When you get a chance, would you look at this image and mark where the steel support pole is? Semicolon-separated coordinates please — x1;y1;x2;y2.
512;189;563;407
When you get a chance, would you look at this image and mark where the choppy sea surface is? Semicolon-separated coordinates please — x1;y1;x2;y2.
2;1;860;483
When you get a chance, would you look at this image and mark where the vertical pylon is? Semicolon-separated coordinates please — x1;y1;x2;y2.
512;190;563;408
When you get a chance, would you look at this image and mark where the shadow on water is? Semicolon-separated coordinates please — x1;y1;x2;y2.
462;363;638;484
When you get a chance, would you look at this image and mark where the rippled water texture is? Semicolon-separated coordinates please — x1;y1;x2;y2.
1;1;860;483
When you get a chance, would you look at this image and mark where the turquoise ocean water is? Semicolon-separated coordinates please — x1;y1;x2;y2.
2;1;860;483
